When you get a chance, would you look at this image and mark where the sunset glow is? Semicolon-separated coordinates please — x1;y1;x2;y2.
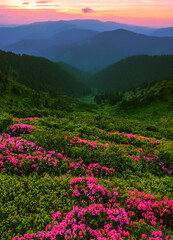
0;0;173;27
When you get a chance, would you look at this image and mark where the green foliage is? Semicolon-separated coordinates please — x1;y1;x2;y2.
121;77;173;107
94;92;123;105
0;112;13;133
0;173;74;239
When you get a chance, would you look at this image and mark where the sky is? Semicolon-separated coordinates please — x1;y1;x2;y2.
0;0;173;27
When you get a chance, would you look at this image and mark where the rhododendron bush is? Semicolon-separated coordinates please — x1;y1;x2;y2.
11;177;173;240
0;115;172;240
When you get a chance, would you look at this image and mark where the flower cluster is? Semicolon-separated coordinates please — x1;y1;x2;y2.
68;176;118;206
68;159;115;177
99;129;161;146
65;136;109;150
141;231;171;240
0;133;115;177
87;163;115;177
5;124;37;136
126;190;173;228
125;147;173;175
12;182;173;240
0;133;70;174
13;117;40;123
13;203;131;240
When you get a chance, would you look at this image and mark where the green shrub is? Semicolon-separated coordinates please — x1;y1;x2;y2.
0;112;13;133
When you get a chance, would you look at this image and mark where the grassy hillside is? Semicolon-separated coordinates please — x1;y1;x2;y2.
89;55;173;92
0;50;91;97
0;72;97;116
94;76;173;122
0;109;172;240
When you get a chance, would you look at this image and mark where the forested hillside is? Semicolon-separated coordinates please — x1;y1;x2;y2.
89;55;173;92
0;72;96;116
0;50;91;97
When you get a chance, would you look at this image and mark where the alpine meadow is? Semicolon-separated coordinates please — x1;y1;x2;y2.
0;1;173;240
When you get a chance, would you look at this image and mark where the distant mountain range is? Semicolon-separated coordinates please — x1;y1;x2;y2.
0;21;79;47
0;19;154;47
0;50;91;97
3;29;98;56
88;55;173;92
1;20;173;72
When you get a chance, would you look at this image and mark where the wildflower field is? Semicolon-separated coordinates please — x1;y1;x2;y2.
0;112;172;240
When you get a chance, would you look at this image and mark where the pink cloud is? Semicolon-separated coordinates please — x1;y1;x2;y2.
82;8;94;13
36;1;52;3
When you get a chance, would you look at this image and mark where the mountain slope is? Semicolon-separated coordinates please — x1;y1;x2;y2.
117;76;173;120
0;50;91;97
0;72;96;115
121;76;173;106
57;62;92;83
94;76;173;122
37;29;173;71
2;29;98;55
88;55;173;92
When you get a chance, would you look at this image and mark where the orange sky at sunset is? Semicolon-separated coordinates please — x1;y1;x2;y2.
0;0;173;27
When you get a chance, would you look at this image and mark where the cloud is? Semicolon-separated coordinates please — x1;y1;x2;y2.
36;1;52;3
22;2;30;4
82;7;94;13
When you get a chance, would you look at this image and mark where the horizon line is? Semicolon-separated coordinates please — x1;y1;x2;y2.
1;18;173;29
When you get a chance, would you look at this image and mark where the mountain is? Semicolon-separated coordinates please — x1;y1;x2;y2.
38;29;173;71
0;21;79;47
0;19;154;48
66;19;153;34
0;50;91;97
2;29;98;56
150;27;173;37
88;55;173;92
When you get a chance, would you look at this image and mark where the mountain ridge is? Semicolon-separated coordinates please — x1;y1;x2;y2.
37;29;173;71
2;29;98;56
